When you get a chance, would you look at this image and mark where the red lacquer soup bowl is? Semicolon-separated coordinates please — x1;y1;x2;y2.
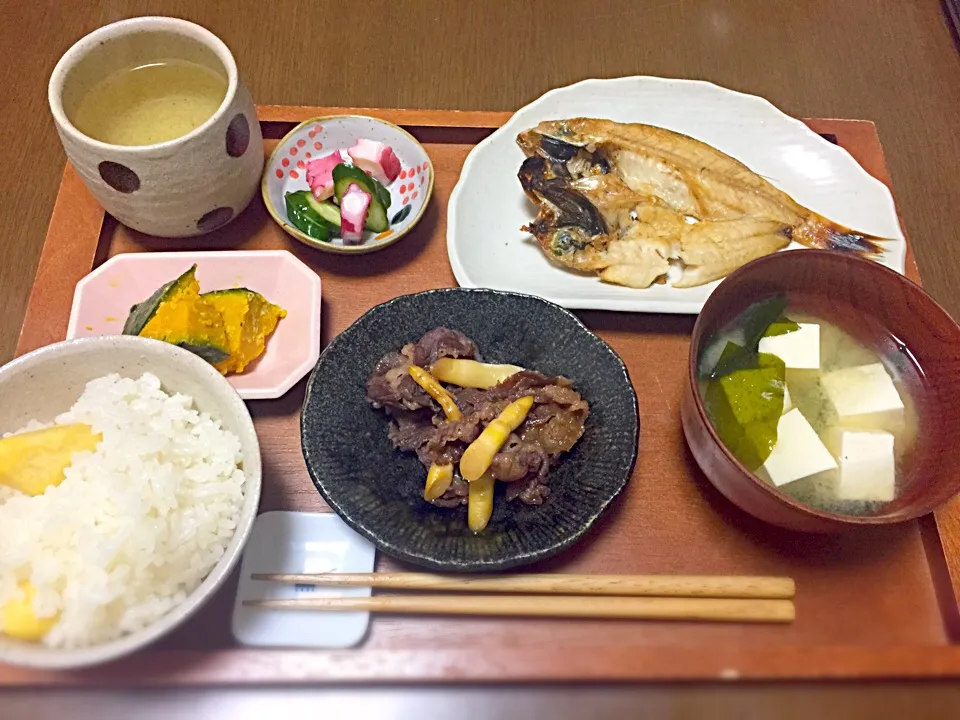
682;250;960;533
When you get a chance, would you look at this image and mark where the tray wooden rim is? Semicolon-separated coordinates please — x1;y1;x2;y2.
9;105;960;686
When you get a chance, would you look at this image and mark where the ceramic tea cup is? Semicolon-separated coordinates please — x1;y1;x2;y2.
48;16;263;238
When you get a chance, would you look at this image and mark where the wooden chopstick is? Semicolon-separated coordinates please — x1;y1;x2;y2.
242;594;794;623
250;572;795;599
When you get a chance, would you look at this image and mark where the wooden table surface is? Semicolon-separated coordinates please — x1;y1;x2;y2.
3;0;960;716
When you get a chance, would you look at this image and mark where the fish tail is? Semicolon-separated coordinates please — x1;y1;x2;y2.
790;215;887;255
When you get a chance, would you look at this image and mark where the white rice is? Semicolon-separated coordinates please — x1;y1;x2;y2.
0;372;245;648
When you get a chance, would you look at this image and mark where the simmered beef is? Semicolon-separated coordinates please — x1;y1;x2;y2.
367;329;588;508
490;443;550;482
404;327;478;367
505;475;551;505
365;352;432;411
431;475;470;508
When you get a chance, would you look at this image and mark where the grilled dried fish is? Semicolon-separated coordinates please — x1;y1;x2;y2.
517;118;886;288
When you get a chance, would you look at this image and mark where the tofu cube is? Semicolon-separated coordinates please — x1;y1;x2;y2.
762;408;838;487
836;430;896;502
758;323;820;369
821;363;903;422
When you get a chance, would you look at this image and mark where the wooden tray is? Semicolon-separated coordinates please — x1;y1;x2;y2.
7;106;960;686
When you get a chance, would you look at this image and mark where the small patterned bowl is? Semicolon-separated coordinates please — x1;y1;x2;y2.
262;115;434;254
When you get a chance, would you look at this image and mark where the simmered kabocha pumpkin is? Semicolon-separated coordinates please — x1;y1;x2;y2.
122;265;230;364
203;289;287;374
122;265;286;375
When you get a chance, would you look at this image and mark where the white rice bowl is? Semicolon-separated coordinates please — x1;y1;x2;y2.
0;372;246;649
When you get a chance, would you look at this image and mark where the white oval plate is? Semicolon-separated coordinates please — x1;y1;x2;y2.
447;77;907;314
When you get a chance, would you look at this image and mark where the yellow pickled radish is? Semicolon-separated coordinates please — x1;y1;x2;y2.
1;583;57;641
408;366;462;421
430;358;524;389
467;472;495;533
459;396;535;481
0;423;101;496
424;463;454;501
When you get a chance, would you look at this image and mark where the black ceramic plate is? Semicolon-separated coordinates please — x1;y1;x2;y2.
300;288;639;571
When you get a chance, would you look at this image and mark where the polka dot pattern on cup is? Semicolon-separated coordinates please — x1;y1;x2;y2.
225;114;251;158
98;161;140;193
196;206;234;232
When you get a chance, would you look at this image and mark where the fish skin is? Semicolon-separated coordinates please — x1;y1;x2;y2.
517;118;887;289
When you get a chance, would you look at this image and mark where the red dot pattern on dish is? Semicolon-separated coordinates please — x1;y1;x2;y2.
403;195;409;204
420;176;425;186
412;191;419;200
297;139;306;148
314;141;322;150
281;158;290;167
297;160;305;169
275;169;283;178
305;151;312;158
290;169;300;179
400;169;408;180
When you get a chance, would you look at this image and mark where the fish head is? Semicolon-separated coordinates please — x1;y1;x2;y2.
518;156;608;263
517;125;581;160
529;120;583;143
517;121;610;178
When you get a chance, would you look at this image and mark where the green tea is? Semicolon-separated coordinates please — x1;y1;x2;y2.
72;60;227;145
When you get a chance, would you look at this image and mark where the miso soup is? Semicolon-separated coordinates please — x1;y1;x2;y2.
698;296;920;516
